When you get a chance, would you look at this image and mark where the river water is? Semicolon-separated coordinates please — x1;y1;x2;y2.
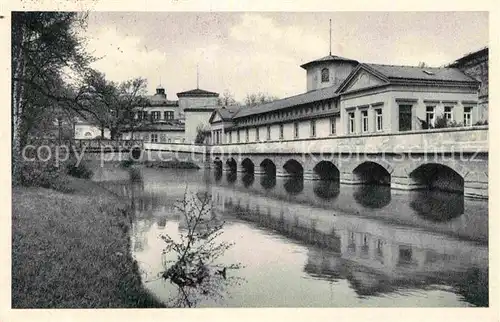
93;165;488;307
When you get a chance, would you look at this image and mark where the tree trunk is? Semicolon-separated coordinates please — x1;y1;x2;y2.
11;17;27;186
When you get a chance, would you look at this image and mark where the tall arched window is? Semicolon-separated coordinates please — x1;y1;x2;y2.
321;68;330;83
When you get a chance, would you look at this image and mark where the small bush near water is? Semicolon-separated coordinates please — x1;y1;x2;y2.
19;145;93;191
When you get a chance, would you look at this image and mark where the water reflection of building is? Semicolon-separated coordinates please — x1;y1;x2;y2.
209;184;488;305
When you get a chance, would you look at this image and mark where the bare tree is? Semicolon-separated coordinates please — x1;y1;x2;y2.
217;89;239;107
244;92;279;107
158;190;243;307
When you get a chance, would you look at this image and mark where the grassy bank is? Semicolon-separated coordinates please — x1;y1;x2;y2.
12;176;165;308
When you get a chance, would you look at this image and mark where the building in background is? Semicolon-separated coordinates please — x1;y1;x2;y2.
75;84;220;143
448;47;489;121
209;49;486;145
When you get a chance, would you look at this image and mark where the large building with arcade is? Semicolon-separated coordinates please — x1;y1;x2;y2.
208;48;488;145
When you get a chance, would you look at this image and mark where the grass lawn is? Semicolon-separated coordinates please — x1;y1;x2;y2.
12;177;165;308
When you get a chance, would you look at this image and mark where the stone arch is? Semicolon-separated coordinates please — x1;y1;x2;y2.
241;158;255;173
283;159;304;177
352;161;391;185
408;163;464;194
260;158;276;176
313;160;340;180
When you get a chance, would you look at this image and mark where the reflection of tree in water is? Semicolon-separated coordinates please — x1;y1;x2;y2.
158;191;244;307
313;180;340;200
284;177;304;195
410;190;464;222
353;185;391;209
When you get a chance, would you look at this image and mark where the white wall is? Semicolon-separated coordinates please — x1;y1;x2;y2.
74;124;110;139
185;110;214;143
306;61;357;92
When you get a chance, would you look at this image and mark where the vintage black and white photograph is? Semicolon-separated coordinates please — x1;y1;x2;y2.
10;11;490;309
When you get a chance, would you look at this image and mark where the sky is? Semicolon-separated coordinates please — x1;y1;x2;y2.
83;12;488;101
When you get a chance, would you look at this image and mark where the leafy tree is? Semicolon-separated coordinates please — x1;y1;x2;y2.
194;124;210;144
12;12;93;185
76;69;148;139
244;92;279;107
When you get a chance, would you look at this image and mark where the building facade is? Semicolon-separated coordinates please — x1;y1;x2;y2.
74;85;220;144
209;51;486;145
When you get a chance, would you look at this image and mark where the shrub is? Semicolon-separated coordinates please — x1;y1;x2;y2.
66;160;93;179
120;159;134;168
474;120;488;126
20;160;70;192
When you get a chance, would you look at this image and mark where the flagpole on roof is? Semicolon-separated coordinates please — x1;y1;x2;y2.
329;19;332;56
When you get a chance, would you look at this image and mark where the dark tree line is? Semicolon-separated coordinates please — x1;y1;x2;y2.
11;12;147;185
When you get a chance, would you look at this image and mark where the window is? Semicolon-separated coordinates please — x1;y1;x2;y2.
237;130;241;143
152;111;161;121
321;68;329;83
426;106;435;127
361;110;369;133
330;117;336;135
375;108;383;132
310;120;316;137
266;125;271;141
464;107;472;126
348;112;356;134
294;122;299;138
151;133;158;143
399;105;412;132
256;127;260;141
228;131;232;144
164;111;174;120
444;106;453;121
245;128;249;142
279;124;284;139
167;138;171;143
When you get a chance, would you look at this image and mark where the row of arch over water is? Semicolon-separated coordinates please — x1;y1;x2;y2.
214;157;465;195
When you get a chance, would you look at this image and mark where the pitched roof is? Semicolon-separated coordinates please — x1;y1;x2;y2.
234;85;341;119
364;63;478;83
176;88;219;97
300;54;358;69
209;106;241;123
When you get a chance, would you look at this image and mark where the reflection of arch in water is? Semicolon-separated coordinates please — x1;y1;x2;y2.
283;159;304;177
241;158;255;174
353;161;391;186
353;185;391;209
226;171;237;184
242;173;255;188
313;180;340;200
214;168;223;182
313;161;340;180
409;163;464;194
284;177;304;195
260;174;276;190
260;159;276;176
213;157;223;171
226;157;237;172
409;190;464;222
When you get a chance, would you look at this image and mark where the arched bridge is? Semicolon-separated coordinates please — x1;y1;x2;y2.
144;126;488;199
